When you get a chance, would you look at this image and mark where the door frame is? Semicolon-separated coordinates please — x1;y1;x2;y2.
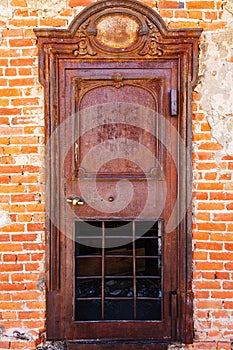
34;0;202;344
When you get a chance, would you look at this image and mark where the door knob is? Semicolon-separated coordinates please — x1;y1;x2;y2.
66;197;85;206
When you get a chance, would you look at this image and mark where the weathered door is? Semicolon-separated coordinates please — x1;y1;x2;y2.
61;60;177;343
35;0;202;347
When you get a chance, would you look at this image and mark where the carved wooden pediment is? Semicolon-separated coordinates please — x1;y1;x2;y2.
34;0;202;86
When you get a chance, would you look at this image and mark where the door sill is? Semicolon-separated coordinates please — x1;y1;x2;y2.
67;340;168;350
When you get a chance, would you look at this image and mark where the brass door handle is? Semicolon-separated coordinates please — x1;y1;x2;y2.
66;197;85;206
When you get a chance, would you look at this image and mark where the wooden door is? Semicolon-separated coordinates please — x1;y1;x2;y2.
59;60;177;343
35;1;202;347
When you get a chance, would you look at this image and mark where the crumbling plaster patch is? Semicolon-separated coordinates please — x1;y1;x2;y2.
0;0;13;45
0;210;11;228
199;0;233;157
27;0;67;17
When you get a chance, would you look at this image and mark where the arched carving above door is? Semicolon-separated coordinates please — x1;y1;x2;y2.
35;0;202;85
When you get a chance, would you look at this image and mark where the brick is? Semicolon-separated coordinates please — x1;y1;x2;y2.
159;9;173;18
10;0;27;5
198;142;223;150
193;251;208;260
9;19;38;27
211;233;233;242
197;182;224;190
193;133;212;141
11;97;39;106
197;202;224;210
0;294;11;301
225;243;233;250
23;243;45;251
214;213;233;221
17;214;33;222
3;254;17;262
201;272;216;279
197;223;226;231
11;194;36;202
195;291;210;299
0;88;22;97
174;10;188;18
9;78;35;87
9;341;36;350
205;11;218;20
10;58;36;66
39;18;68;27
211;291;233;299
27;223;44;232
25;263;40;271
216;272;229;279
0;274;9;282
193;231;209;240
223;282;233;290
217;343;231;350
195;242;223;250
189;10;203;19
196;262;223;270
0;185;26;194
187;1;215;9
220;173;231;180
12;291;41;301
0;234;10;242
226;183;233;190
26;301;45;309
2;311;17;319
158;1;181;9
10;136;38;144
17;253;31;261
0;341;10;349
210;193;233;200
0;301;23;310
210;252;233;261
196;300;222;309
193;192;208;200
0;243;23;252
196;212;210;221
11;273;39;283
194;281;221;289
0;107;21;115
69;0;94;5
200;22;227;31
0;165;23;174
0;283;25;291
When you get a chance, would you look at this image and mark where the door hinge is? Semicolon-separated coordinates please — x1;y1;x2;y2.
170;89;178;116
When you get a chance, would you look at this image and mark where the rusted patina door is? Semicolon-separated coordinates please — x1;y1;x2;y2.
35;0;202;347
61;61;176;343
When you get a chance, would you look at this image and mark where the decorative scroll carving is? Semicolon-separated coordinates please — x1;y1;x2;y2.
73;20;97;56
112;73;124;88
139;19;163;56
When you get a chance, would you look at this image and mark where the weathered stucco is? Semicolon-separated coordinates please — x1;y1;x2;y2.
27;0;68;17
199;0;233;157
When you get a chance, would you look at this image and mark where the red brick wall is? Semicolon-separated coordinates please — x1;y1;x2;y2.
0;0;232;349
